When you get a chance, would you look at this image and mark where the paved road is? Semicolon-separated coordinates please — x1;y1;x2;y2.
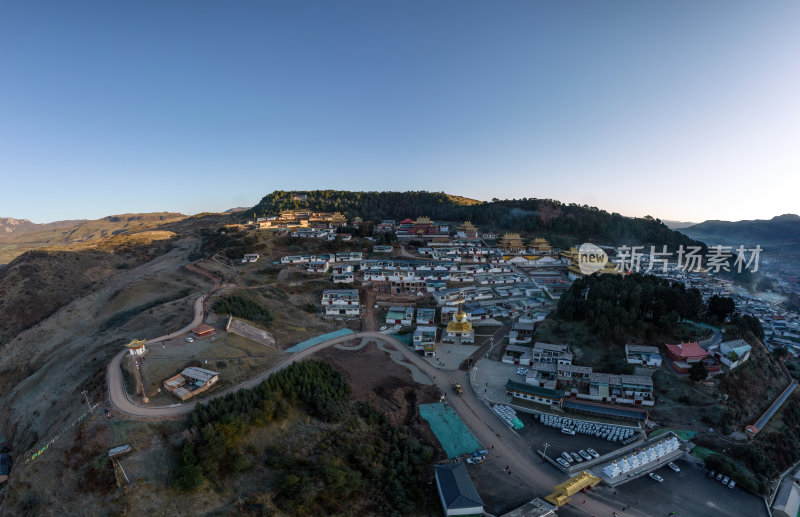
106;294;207;414
106;323;630;514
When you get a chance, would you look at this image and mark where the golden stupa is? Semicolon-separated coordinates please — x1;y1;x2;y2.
446;300;473;335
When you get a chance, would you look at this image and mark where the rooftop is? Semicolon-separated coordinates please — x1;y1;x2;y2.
192;324;215;335
506;379;565;399
435;463;485;510
665;341;708;359
182;367;219;383
625;344;660;354
533;342;569;353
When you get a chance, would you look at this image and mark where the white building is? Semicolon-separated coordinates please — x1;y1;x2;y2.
125;339;147;356
321;289;360;317
712;339;752;369
307;260;330;273
532;342;572;365
386;306;415;326
332;272;355;283
624;344;663;366
416;308;436;325
281;255;311;264
413;326;438;356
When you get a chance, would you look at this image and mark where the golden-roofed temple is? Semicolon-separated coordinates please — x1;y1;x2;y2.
498;232;526;250
125;339;147;356
443;300;475;343
330;212;347;226
529;237;552;254
457;221;479;238
545;470;601;506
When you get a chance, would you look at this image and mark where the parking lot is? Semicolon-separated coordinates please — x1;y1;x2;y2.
514;411;635;463
557;458;769;517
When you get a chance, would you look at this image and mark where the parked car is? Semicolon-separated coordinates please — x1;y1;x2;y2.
379;326;388;331
561;428;576;436
556;458;570;468
587;448;600;458
393;324;402;330
668;462;680;473
185;337;194;343
561;452;574;463
722;476;730;485
579;450;592;461
516;367;528;375
570;452;582;463
728;480;736;489
708;469;716;478
716;473;723;481
649;473;664;483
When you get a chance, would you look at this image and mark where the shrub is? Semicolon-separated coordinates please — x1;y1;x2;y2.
212;294;273;326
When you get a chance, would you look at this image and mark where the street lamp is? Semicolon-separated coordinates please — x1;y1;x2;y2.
543;442;550;458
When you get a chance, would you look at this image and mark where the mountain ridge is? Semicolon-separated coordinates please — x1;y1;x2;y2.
678;214;800;260
250;189;704;250
0;217;88;235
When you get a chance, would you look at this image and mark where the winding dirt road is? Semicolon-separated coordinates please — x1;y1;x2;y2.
107;319;631;514
105;270;627;514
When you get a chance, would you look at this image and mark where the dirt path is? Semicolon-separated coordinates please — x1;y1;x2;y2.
106;329;622;514
360;285;378;331
185;263;223;291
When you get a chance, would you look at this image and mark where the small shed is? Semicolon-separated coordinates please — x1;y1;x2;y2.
108;445;132;458
192;324;215;338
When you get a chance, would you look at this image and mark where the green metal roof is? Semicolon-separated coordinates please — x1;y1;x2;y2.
505;379;564;399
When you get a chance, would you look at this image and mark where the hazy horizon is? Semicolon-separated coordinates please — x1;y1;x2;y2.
3;192;798;227
2;1;798;223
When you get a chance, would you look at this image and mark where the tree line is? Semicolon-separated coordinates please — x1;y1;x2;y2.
555;273;760;342
212;294;273;327
248;190;704;250
172;360;435;516
556;273;705;338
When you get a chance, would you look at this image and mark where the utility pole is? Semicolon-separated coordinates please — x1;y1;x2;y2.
116;458;130;484
81;390;92;412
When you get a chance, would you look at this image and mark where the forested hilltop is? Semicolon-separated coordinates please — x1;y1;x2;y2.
250;190;703;249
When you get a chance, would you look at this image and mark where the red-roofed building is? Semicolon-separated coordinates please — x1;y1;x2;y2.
664;341;721;376
664;341;708;363
192;324;215;338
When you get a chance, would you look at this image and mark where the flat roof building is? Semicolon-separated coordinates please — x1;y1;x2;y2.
163;367;220;401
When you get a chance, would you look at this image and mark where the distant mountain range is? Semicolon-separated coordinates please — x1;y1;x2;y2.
678;214;800;259
662;220;698;229
0;217;87;235
0;213;186;264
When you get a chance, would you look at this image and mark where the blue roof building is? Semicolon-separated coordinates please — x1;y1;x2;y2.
435;463;484;517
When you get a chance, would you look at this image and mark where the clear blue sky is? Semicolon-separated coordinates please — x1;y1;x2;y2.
1;1;798;223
